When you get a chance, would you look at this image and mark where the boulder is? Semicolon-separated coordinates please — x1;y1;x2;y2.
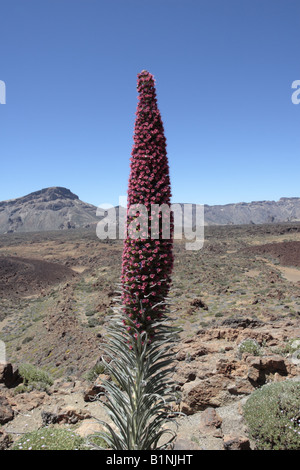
0;363;21;388
8;391;49;413
181;376;232;414
0;395;14;424
223;434;251;450
198;407;223;438
0;430;13;450
75;420;103;438
246;355;289;386
83;374;110;402
41;406;91;425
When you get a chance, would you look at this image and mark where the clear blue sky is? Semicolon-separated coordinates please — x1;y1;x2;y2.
0;0;299;207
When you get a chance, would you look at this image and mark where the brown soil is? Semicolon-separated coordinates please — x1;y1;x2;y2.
245;241;300;267
0;256;77;298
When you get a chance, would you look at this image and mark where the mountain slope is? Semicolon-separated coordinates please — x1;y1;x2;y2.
0;188;300;233
203;197;300;225
165;198;300;230
0;187;99;233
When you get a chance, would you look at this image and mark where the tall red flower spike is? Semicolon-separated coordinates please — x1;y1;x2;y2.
121;70;174;339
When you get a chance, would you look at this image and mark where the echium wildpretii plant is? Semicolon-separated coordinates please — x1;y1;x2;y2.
121;69;174;339
91;315;180;450
92;71;180;451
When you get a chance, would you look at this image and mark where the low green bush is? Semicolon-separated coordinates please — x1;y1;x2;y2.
18;363;53;392
85;310;96;317
87;317;100;328
282;338;300;355
85;362;106;382
244;380;300;450
22;336;34;344
10;427;87;450
237;338;261;358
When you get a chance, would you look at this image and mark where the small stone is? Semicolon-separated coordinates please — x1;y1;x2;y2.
199;407;223;438
83;374;110;402
223;434;251;450
0;430;13;450
75;420;103;438
173;438;202;450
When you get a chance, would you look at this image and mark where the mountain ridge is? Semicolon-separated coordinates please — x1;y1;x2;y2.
0;187;300;233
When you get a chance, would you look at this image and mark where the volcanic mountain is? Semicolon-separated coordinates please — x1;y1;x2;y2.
0;187;300;233
0;187;99;233
203;197;300;225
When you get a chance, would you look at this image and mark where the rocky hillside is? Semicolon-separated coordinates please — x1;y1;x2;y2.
0;187;300;233
115;198;300;230
204;197;300;225
0;187;99;233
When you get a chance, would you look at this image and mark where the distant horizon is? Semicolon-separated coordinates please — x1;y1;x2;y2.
1;184;300;208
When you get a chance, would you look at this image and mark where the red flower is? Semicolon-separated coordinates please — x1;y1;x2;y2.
121;71;174;336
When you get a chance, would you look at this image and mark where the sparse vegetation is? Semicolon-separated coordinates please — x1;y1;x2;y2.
86;317;100;328
237;338;261;358
85;362;106;382
282;338;300;356
17;363;54;392
10;427;87;451
244;381;300;450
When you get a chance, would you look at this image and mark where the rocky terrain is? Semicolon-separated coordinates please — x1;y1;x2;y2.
0;256;77;299
0;222;300;450
1;187;300;234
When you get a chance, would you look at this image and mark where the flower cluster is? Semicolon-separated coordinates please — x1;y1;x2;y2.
121;70;174;337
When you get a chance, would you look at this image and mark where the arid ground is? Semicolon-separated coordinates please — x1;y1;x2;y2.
1;223;300;450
